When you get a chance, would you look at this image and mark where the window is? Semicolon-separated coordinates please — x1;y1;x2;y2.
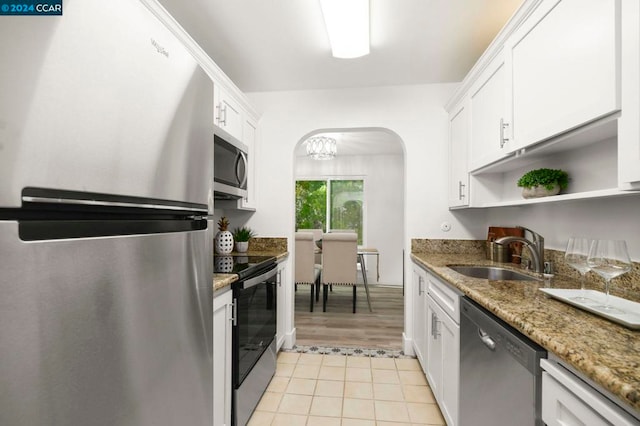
296;179;364;244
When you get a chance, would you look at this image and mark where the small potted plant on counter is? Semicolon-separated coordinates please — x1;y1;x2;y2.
232;226;256;253
517;168;569;199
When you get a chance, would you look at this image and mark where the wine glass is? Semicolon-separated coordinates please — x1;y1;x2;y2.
564;237;593;303
587;239;632;313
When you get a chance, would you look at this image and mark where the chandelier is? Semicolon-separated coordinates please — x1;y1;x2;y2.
306;136;337;160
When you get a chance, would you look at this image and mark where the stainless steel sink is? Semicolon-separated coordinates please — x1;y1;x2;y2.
448;265;539;281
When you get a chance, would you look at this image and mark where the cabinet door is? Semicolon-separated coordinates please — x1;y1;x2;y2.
448;101;470;208
468;51;510;171
438;305;459;426
237;119;257;210
214;84;243;141
619;0;640;189
425;298;442;397
541;363;639;426
412;267;427;370
426;296;460;426
506;0;620;151
213;291;232;426
276;262;287;350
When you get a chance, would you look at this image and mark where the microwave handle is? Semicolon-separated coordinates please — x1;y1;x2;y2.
235;151;248;188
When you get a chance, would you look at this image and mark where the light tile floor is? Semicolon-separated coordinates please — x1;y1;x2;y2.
248;352;446;426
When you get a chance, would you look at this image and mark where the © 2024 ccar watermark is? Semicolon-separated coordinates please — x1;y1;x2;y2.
0;0;62;15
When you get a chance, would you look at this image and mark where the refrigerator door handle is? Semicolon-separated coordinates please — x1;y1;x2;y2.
22;195;207;214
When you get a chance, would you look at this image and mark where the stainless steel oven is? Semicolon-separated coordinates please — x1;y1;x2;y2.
230;258;278;426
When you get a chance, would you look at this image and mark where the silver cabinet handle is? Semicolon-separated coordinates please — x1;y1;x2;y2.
431;312;440;339
418;276;423;296
458;181;466;200
478;328;496;350
222;104;228;125
231;299;237;326
500;118;509;148
217;103;227;126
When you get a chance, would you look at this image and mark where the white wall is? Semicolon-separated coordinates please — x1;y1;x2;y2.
245;82;640;353
246;83;488;350
247;83;487;242
296;153;405;285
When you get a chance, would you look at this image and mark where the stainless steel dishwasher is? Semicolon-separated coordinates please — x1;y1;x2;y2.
460;297;547;426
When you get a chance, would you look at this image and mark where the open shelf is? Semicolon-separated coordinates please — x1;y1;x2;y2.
474;187;640;208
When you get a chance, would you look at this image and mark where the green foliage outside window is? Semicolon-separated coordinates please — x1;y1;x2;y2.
296;179;364;245
296;180;327;230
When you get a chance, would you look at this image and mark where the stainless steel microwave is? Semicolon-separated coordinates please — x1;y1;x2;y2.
214;133;248;200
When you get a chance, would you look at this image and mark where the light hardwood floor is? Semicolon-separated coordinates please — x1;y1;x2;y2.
294;284;404;351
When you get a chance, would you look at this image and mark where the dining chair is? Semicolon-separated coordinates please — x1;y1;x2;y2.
297;228;323;264
321;232;358;313
295;232;322;311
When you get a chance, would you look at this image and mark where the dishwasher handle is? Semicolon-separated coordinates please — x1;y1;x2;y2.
479;328;496;350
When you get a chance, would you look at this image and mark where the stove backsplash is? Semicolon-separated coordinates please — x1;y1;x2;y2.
248;237;288;253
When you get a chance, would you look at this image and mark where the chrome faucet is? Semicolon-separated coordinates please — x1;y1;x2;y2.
494;226;545;274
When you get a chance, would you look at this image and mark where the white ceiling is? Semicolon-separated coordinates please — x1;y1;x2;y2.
157;0;523;93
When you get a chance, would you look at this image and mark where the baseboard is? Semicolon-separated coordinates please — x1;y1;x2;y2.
402;333;415;356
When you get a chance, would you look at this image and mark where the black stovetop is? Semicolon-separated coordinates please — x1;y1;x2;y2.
213;254;276;280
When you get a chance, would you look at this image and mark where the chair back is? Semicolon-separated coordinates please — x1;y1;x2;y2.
298;228;323;263
321;232;357;285
295;232;316;284
298;228;323;242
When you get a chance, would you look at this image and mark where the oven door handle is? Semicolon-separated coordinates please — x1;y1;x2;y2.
242;265;277;289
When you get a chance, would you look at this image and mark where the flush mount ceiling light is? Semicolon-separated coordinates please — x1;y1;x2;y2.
306;136;337;160
319;0;370;59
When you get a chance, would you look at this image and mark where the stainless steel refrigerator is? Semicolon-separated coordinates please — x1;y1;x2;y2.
0;1;214;425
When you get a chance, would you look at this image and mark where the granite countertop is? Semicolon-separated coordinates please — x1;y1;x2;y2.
212;251;289;292
411;252;640;414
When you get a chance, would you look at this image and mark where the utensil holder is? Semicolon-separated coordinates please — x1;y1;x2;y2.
486;241;510;263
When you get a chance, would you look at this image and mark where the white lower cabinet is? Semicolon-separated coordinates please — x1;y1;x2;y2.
411;265;461;426
541;359;639;426
426;294;459;426
276;260;287;350
213;289;233;426
412;266;428;369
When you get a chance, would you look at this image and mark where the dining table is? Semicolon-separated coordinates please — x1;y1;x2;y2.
357;248;379;312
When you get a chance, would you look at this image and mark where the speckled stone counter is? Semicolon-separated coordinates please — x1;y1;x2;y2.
411;250;640;414
213;274;238;292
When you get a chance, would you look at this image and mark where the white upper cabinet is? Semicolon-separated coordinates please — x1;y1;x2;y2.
238;118;257;210
505;0;620;152
214;83;243;141
445;0;640;208
619;0;640;189
448;101;470;208
468;50;509;171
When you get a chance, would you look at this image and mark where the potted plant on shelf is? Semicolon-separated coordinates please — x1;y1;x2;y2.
517;168;569;199
214;217;234;254
232;226;256;253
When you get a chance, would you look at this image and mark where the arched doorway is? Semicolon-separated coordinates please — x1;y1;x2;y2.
292;127;406;351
